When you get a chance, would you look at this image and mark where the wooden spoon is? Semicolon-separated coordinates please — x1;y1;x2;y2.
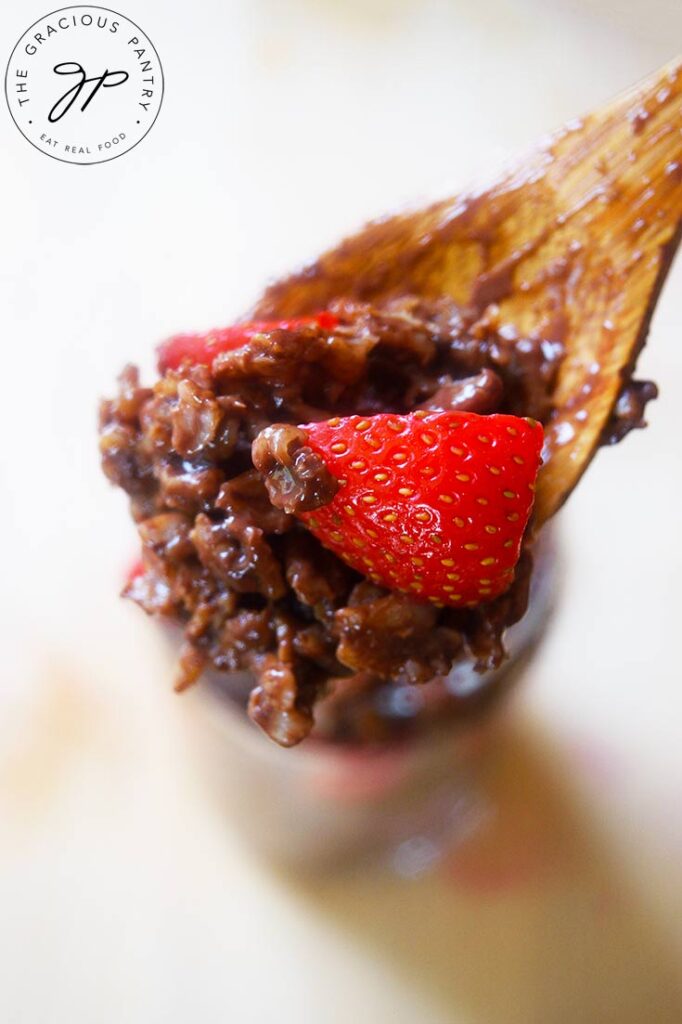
252;59;682;526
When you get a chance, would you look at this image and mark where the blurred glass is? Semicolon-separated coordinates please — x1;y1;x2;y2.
182;531;558;870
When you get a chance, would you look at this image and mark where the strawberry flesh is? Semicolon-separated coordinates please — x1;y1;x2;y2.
295;410;543;607
157;312;338;373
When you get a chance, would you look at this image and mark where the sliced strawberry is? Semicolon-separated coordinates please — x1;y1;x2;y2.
296;410;543;607
157;311;339;373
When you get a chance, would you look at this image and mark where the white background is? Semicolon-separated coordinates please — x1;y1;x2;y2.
1;2;681;1022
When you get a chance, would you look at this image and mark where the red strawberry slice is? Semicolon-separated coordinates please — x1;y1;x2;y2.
157;311;338;373
297;410;543;607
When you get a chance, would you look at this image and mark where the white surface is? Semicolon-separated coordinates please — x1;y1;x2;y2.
1;1;681;1022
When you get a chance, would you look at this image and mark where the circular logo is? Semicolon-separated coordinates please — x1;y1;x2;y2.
5;5;163;165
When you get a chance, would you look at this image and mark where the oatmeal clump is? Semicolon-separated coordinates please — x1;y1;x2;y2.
100;297;564;745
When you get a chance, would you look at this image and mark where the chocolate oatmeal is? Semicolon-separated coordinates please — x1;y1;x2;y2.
99;297;630;746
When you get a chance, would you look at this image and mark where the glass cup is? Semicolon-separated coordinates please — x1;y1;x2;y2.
182;531;558;871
